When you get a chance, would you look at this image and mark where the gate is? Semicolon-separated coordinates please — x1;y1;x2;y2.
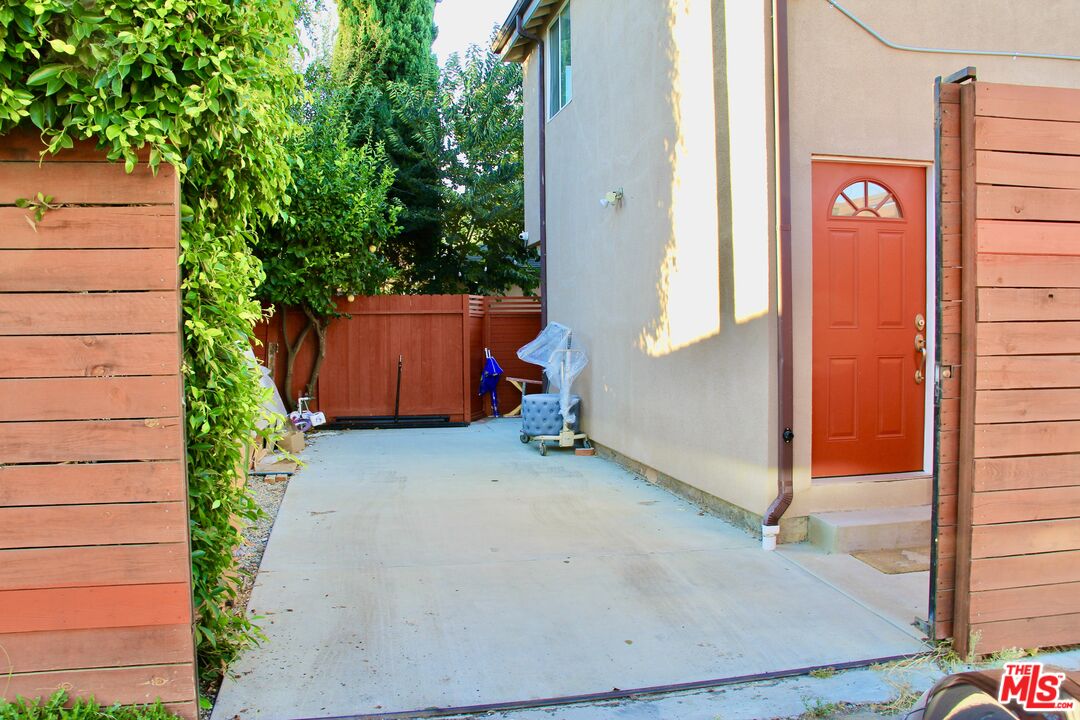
933;74;1080;656
0;131;196;716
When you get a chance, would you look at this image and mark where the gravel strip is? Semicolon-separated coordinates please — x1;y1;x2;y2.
234;468;292;610
201;449;297;718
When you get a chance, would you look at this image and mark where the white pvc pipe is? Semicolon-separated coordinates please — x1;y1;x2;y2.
762;524;780;551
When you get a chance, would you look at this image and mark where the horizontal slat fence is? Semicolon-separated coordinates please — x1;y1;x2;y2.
0;130;196;717
255;295;541;422
946;82;1080;657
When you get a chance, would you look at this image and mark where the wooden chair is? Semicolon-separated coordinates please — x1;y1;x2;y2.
503;376;542;417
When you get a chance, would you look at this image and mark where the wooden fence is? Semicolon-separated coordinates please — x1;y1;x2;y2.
933;79;1080;656
482;296;548;415
0;132;196;717
254;295;542;422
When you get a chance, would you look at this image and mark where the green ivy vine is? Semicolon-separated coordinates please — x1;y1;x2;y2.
0;0;301;684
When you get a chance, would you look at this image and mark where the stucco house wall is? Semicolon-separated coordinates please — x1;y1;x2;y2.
521;0;779;522
516;0;1080;530
786;0;1080;515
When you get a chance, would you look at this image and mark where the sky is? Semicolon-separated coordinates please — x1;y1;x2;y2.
433;0;513;64
301;0;512;67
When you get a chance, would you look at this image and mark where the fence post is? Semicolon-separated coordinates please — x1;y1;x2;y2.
461;294;471;424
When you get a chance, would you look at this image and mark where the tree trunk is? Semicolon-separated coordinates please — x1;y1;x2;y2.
303;307;329;401
280;309;311;412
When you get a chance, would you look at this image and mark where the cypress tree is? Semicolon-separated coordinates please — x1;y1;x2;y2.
333;0;446;291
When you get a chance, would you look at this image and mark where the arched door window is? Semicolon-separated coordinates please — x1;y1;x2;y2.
831;179;902;218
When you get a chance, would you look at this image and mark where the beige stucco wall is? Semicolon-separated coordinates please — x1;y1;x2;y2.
520;0;780;518
785;0;1080;515
518;0;1080;523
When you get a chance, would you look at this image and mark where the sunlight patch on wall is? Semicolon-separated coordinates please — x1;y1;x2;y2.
640;0;721;358
725;3;771;325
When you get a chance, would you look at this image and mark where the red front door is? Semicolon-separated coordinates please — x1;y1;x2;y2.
811;162;927;478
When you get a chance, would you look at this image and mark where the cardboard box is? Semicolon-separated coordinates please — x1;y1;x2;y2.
276;430;306;455
249;439;268;469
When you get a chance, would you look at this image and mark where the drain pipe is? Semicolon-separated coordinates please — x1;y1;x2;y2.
516;15;549;327
763;0;794;550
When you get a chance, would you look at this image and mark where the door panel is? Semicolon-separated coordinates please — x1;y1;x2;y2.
812;162;927;477
828;230;859;328
877;231;905;327
827;358;858;440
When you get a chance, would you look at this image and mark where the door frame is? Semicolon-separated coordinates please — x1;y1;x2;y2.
809;154;936;479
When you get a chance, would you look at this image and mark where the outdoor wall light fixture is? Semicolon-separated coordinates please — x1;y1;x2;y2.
600;189;624;208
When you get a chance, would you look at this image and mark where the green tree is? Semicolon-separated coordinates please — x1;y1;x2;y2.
332;0;445;291
0;0;302;684
391;38;538;294
439;42;537;293
256;63;401;409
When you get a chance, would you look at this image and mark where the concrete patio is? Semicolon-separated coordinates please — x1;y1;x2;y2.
212;420;927;720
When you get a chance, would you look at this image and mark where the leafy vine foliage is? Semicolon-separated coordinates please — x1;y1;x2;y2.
0;0;301;682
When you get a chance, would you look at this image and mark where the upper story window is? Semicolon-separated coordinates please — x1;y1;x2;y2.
831;179;902;218
548;3;572;117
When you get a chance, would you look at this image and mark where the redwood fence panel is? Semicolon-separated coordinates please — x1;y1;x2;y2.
484;296;546;415
255;295;541;423
321;295;474;422
0;130;196;717
935;79;1080;656
468;295;487;420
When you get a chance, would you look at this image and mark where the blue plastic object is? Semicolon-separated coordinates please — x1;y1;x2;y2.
479;349;504;417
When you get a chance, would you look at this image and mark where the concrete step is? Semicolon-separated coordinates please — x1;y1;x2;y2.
805;473;932;513
808;505;931;554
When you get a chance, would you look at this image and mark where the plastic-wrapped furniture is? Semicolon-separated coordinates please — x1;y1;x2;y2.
516;322;590;455
519;393;585;456
521;394;580;436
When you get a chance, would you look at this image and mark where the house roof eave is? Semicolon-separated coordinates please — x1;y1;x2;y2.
492;0;530;55
491;0;562;63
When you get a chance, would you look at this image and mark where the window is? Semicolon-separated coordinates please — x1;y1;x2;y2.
548;4;571;117
831;180;902;218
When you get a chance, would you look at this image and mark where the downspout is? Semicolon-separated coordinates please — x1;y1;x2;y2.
763;0;794;549
517;15;549;327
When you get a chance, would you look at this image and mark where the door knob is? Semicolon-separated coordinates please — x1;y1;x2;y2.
915;333;927;384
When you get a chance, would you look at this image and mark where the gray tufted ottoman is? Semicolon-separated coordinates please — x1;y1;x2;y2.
520;393;580;439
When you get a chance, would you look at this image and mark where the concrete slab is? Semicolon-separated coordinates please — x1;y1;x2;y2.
447;648;1080;720
441;661;945;720
212;421;926;720
777;544;929;641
